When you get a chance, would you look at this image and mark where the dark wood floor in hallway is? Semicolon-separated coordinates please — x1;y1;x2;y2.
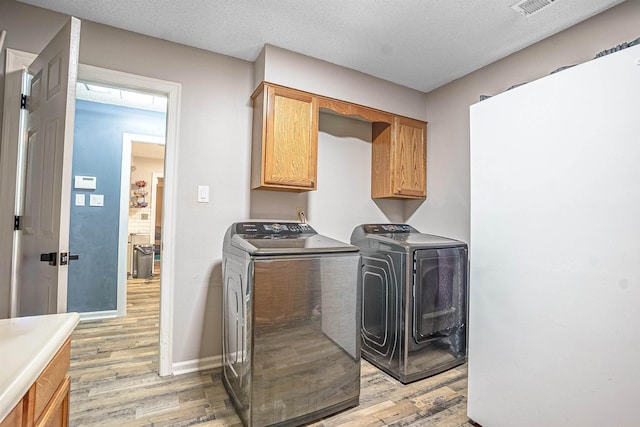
68;274;473;426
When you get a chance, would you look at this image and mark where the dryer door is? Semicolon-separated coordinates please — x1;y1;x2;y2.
412;247;467;345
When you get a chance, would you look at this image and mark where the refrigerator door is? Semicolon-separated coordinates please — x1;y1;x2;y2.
469;44;640;426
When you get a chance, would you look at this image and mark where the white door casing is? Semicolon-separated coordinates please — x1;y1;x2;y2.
151;171;164;276
80;66;181;376
19;17;81;316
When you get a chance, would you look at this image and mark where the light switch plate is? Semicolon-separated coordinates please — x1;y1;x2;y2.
90;194;104;207
75;193;85;206
197;185;209;203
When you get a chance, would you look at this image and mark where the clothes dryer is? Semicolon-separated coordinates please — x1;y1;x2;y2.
351;224;467;383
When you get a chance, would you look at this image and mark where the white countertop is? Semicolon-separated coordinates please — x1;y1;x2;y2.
0;312;79;421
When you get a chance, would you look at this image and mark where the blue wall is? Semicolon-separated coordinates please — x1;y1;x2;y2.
68;100;166;313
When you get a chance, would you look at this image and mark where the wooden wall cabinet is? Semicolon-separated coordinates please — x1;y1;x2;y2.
1;339;71;427
372;116;427;199
250;82;427;199
251;83;319;192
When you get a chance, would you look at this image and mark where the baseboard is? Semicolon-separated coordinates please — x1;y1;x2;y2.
78;310;118;321
172;355;222;375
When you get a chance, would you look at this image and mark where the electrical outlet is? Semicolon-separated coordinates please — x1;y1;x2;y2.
296;207;304;218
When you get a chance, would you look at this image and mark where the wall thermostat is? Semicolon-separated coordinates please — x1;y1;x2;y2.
74;175;97;190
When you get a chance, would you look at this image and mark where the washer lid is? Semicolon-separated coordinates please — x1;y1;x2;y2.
229;221;359;255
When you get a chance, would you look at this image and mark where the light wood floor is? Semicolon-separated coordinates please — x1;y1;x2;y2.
68;273;473;426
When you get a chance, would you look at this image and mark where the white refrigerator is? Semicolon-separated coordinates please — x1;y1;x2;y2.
469;43;640;426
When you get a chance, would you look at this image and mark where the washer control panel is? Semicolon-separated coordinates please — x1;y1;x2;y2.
235;222;316;236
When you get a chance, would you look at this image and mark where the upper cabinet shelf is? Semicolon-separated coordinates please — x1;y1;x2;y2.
250;82;427;199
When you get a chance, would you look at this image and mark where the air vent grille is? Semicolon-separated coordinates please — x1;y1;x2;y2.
511;0;557;16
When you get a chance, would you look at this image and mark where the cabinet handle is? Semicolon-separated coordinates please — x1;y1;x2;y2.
395;188;401;194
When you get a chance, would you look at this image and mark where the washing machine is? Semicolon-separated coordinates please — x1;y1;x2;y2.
350;224;467;384
222;221;361;427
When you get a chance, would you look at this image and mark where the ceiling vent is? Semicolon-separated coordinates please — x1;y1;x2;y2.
511;0;557;17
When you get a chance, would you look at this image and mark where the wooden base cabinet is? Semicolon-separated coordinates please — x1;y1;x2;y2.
372;116;427;199
251;83;319;192
1;340;71;427
0;403;23;427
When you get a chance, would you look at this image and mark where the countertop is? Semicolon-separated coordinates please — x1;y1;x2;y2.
0;312;80;421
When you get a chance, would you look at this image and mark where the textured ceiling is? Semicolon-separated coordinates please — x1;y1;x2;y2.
19;0;625;93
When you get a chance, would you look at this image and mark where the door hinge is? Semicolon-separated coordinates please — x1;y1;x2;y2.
14;215;20;231
20;94;28;110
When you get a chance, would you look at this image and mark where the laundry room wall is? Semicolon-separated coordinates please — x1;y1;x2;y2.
311;113;405;242
412;0;640;244
249;44;427;243
68;99;165;314
255;44;427;121
249;112;405;244
3;0;637;372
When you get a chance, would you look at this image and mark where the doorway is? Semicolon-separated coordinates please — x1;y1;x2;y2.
75;66;180;376
69;81;171;379
69;84;167;323
1;49;180;376
127;137;166;281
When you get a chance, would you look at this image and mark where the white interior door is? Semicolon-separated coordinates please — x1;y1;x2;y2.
18;17;81;316
0;49;34;319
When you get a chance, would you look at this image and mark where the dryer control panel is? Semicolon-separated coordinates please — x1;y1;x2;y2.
363;224;415;234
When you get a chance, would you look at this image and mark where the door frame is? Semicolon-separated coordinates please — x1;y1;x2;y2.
1;51;180;376
79;64;180;377
150;171;164;276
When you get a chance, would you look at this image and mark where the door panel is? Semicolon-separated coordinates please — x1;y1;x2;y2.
393;116;426;197
263;85;318;188
18;17;81;316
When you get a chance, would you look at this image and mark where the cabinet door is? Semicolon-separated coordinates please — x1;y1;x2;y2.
263;85;318;190
392;116;426;198
0;399;23;427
